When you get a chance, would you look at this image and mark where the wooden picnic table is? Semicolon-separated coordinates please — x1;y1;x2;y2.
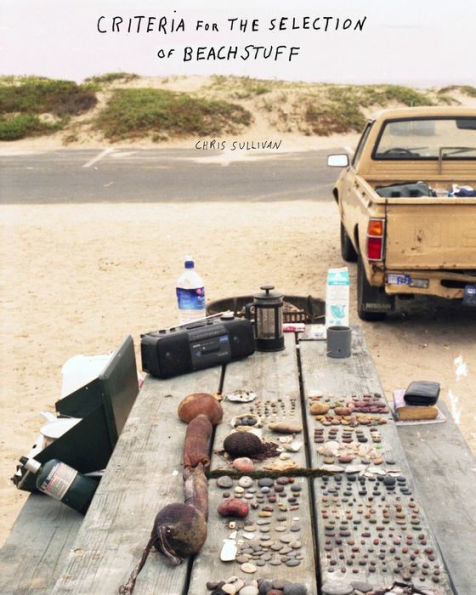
1;326;475;594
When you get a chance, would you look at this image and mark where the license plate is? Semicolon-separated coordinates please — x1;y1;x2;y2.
463;284;476;306
386;273;411;286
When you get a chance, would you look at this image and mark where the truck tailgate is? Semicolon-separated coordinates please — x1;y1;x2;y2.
385;200;476;269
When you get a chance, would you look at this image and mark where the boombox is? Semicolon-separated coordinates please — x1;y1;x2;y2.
140;315;255;379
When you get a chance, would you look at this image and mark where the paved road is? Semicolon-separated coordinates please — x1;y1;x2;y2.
0;147;342;204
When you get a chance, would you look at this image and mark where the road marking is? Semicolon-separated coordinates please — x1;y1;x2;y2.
83;147;114;168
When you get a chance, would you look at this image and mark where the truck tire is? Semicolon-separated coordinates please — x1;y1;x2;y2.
357;257;393;321
340;222;358;262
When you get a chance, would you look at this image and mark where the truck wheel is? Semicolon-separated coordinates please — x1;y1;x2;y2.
340;222;358;262
357;257;392;321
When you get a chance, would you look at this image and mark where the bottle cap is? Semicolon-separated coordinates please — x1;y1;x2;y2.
184;257;195;269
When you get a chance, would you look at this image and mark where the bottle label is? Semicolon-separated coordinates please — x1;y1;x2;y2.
39;462;78;501
176;287;205;310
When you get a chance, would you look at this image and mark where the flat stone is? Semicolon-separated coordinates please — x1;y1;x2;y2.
285;559;301;567
217;476;234;489
240;587;259;595
321;581;354;595
283;582;307;594
239;476;254;488
241;562;257;574
258;478;274;487
351;581;373;593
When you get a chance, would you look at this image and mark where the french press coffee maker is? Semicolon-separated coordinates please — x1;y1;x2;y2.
245;285;284;352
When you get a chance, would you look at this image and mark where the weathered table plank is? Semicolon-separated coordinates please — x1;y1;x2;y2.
212;334;307;474
188;475;318;595
397;401;476;595
52;367;221;594
0;495;82;595
300;329;453;594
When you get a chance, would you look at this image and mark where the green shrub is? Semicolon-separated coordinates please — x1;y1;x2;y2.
0;78;97;116
0;114;61;140
94;88;252;140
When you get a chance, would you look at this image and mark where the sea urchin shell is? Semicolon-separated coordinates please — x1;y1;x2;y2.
223;431;263;458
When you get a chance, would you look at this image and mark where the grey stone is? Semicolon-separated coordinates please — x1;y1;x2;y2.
217;476;234;489
351;581;373;593
286;559;301;567
283;584;308;594
258;579;273;593
321;581;354;595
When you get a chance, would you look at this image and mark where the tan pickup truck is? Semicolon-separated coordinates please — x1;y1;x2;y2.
328;106;476;320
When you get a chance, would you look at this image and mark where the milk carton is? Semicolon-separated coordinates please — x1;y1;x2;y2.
326;267;350;327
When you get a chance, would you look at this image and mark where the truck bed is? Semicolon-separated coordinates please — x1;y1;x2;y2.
384;197;476;269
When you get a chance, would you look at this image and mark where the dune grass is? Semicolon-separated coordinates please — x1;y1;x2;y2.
0;76;97;140
93;88;252;141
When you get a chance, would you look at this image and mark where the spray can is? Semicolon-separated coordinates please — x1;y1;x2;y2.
21;457;99;514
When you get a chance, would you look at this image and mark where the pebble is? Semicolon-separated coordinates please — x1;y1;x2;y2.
233;457;255;473
258;579;273;593
241;562;257;573
258;478;274;487
321;581;354;595
283;584;308;595
239;476;254;488
239;587;259;595
217;476;234;489
351;581;373;592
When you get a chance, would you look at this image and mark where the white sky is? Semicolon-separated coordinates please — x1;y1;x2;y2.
1;0;475;87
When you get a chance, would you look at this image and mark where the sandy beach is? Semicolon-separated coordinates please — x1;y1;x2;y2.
1;78;475;546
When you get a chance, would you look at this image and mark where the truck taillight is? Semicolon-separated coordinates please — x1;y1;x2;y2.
367;218;385;261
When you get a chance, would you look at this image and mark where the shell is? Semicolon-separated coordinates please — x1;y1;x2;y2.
283;440;302;453
178;393;223;425
310;402;330;415
223;432;263;458
226;389;257;403
268;421;302;434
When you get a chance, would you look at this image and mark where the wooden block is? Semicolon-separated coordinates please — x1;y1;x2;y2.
393;389;438;421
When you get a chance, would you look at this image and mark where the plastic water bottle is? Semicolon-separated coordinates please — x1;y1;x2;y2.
176;257;206;325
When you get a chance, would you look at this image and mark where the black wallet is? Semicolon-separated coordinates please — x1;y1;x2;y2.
404;381;440;406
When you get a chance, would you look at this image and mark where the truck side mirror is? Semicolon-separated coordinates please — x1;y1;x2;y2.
328;154;349;167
